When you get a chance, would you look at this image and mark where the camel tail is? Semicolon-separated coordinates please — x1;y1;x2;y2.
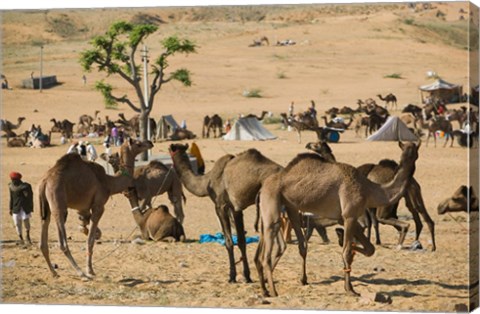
254;191;261;233
38;179;50;221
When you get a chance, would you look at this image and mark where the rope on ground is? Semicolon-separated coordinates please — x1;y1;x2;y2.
96;225;139;264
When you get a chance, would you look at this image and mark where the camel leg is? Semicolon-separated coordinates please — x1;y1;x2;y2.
55;212;86;278
168;188;185;224
341;217;359;296
262;219;282;297
86;206;105;277
254;236;268;295
215;203;237;283
39;213;59;277
406;180;436;251
376;215;409;248
232;210;252;283
285;208;308;285
367;208;381;244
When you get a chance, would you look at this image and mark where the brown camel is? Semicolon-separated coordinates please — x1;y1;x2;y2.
1;117;26;137
377;93;398;110
100;152;186;223
117;113;157;139
357;156;436;251
202;114;223;138
424;116;454;147
280;112;315;143
50;118;75;139
170;128;196;141
245;111;268;120
438;186;479;214
6;131;28;147
255;141;420;297
78;110;100;127
169;143;283;283
249;36;270;47
38;138;153;278
131;204;186;242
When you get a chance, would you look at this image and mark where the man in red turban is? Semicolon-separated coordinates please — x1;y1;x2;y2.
8;171;33;245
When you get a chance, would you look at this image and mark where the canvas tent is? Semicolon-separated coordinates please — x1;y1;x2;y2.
223;117;276;141
156;115;180;140
367;116;418;142
419;79;463;104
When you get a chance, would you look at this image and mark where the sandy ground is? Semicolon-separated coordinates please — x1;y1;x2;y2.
0;2;479;313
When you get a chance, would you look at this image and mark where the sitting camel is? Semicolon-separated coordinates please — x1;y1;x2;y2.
438;186;479;214
38;138;153;278
1;117;26;137
100;152;186;223
131;204;186;242
245;111;268;120
255;141;420;297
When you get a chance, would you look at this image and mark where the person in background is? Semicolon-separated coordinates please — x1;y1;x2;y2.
181;119;187;129
85;141;98;162
78;141;88;160
67;141;80;154
8;172;34;245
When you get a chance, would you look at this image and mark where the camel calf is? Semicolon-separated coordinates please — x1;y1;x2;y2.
132;205;186;242
438;185;479;214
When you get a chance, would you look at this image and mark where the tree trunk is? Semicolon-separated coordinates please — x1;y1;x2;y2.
139;110;149;161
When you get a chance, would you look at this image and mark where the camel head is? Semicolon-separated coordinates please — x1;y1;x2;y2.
438;185;479;215
18;117;26;123
398;141;420;163
168;143;189;157
305;141;336;162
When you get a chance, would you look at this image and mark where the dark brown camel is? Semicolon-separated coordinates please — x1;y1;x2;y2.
321;115;353;130
255;142;420;297
357;153;436;251
377;93;398;110
202;114;223;138
169;143;282;283
280;112;316;143
424;116;454;147
78;110;100;127
438;186;479;214
38;138;153;278
245;111;268;120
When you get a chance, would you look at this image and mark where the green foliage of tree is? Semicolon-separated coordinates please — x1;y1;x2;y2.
79;20;197;155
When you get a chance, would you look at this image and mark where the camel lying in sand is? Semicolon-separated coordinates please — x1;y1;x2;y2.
131;204;186;242
100;152;186;223
438;186;479;214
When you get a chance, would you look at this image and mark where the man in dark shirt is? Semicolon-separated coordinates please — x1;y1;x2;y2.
8;171;33;245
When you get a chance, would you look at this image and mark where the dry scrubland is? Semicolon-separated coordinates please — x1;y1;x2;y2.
1;2;479;312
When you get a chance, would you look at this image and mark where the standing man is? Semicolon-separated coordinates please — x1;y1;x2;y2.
8;172;34;245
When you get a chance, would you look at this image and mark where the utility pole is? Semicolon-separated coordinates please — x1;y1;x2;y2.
141;45;151;159
39;45;44;92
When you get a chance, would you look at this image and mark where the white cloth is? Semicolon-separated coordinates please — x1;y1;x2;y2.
87;144;98;161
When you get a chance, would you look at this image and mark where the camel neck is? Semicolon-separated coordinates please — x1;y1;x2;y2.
171;152;210;197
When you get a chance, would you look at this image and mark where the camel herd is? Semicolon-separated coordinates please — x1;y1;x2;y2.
2;92;478;297
27;129;476;298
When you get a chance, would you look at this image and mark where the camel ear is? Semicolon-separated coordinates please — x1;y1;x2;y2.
398;141;405;150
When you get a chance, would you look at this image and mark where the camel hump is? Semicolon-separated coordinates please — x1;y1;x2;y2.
378;159;398;169
147;160;169;171
157;204;170;214
285;152;325;171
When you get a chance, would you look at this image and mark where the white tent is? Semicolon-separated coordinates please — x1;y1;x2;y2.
419;79;463;104
156;115;180;140
223;117;276;141
367;116;418;142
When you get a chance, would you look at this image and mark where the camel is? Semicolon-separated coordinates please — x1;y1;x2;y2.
169;143;283;283
38;138;153;278
438;186;479;214
255;141;420;297
446;107;468;128
1;117;26;137
78;110;100;127
100;152;186;223
249;36;270;47
402;104;423;117
424;116;454;147
6;131;28;147
357;157;436;251
50;118;75;139
321;115;353;130
28;124;50;148
280;112;316;143
131;204;186;242
245;111;268;121
377;93;398;110
117;113;157;139
170;128;196;141
202;114;223;138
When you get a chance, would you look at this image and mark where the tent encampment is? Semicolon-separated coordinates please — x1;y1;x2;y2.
367;116;418;142
223;117;276;141
419;79;463;104
156;115;180;140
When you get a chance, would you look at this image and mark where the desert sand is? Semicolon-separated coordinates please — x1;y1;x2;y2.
0;2;479;313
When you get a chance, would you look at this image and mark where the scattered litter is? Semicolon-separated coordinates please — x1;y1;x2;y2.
1;260;16;268
409;241;424;251
131;237;146;245
199;232;259;246
362;292;392;304
179;261;188;268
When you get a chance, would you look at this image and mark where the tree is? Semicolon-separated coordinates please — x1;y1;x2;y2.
80;21;196;159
